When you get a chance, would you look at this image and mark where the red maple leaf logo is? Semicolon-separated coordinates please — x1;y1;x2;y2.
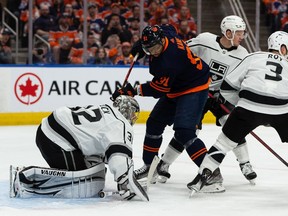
19;77;38;97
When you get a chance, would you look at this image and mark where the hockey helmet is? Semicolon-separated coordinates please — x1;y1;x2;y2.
141;25;164;55
113;95;140;125
268;31;288;59
220;15;247;41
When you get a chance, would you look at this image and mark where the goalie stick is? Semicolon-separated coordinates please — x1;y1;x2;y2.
146;155;160;190
98;190;123;198
209;92;288;168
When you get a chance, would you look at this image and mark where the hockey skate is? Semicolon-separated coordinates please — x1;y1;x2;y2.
134;156;160;187
134;164;150;180
134;164;158;188
187;168;225;197
156;159;171;183
240;162;257;185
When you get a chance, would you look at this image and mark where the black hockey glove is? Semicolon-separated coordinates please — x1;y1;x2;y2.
111;83;137;101
130;40;146;60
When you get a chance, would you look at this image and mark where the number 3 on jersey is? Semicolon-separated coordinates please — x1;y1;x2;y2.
265;61;283;81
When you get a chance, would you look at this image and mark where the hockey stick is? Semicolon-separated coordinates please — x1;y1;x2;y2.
98;190;122;198
208;93;288;167
110;53;139;101
122;53;139;87
146;155;160;190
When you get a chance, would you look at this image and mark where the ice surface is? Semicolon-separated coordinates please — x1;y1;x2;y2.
1;124;288;216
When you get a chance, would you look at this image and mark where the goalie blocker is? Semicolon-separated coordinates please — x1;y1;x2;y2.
10;163;106;198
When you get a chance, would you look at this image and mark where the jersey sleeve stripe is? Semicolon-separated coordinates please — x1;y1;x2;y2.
150;82;171;92
166;79;210;98
187;44;219;52
220;80;238;91
239;90;288;106
105;144;132;161
47;113;80;151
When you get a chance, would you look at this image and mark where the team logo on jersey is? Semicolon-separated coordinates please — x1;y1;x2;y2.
14;72;44;105
209;60;229;81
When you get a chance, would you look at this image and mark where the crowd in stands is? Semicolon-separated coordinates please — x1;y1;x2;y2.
0;0;197;65
262;0;288;33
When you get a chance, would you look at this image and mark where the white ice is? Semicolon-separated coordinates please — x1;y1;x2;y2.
1;124;288;216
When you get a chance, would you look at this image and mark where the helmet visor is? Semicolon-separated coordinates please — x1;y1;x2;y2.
142;43;163;56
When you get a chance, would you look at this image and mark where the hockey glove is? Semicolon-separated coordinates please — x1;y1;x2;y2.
213;91;226;104
117;162;149;201
130;40;145;60
111;83;137;101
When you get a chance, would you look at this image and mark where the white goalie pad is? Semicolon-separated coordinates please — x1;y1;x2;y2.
10;163;106;198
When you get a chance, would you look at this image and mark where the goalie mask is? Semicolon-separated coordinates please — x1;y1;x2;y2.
220;15;247;45
268;31;288;60
113;95;140;125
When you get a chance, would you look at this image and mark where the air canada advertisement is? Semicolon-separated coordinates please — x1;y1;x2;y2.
0;66;156;112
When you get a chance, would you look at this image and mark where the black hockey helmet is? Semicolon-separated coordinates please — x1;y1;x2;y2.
141;25;163;54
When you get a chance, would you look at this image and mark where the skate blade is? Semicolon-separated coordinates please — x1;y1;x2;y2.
199;183;226;193
189;188;198;198
157;176;168;184
249;179;256;185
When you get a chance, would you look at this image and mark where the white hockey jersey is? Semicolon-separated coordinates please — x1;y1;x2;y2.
221;51;288;115
40;104;133;158
186;32;248;91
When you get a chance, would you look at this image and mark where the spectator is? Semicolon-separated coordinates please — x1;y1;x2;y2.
103;34;122;64
68;31;99;64
35;0;53;8
174;5;197;35
148;3;168;25
94;46;113;65
128;17;140;37
30;41;54;64
63;3;80;29
115;42;138;65
33;3;57;40
0;28;15;64
87;2;105;44
178;19;197;41
104;3;128;29
270;0;287;32
123;3;140;20
48;13;80;64
130;32;140;46
101;13;132;45
18;0;40;47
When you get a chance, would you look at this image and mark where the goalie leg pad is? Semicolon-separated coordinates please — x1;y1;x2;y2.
10;163;106;198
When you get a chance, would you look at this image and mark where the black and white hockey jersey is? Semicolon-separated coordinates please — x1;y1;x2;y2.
40;104;133;159
186;32;248;91
221;52;288;115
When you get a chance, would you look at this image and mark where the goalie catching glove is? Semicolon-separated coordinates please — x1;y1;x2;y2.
111;83;138;101
115;160;149;201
